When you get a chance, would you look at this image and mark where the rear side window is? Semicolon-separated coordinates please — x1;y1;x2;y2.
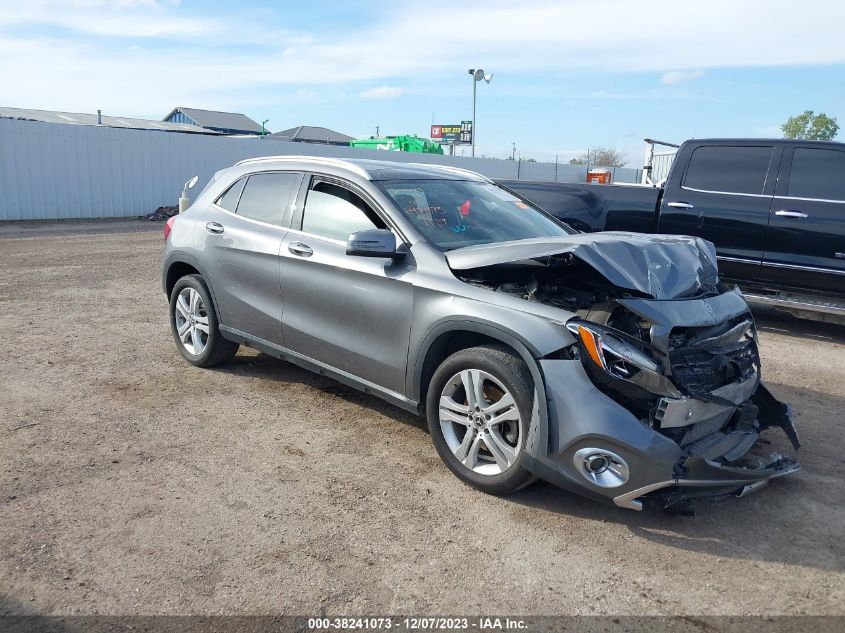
683;146;773;195
235;172;301;225
301;181;386;241
216;177;246;212
787;148;845;201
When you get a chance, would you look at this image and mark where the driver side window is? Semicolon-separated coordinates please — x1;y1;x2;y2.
301;181;385;241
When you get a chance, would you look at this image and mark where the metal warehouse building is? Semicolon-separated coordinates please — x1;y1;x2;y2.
163;107;265;135
0;106;219;135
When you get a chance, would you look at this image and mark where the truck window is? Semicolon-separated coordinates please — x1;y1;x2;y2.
683;145;773;195
787;148;845;201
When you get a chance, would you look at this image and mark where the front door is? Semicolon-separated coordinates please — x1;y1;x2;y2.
762;144;845;295
279;176;414;394
659;142;781;283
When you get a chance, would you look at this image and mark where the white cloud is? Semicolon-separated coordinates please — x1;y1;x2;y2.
0;1;214;39
359;86;403;100
2;0;845;116
661;70;705;85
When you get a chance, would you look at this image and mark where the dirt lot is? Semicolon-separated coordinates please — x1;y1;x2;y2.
0;221;843;616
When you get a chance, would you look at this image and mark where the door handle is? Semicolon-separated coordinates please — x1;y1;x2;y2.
774;210;808;219
666;201;694;209
205;222;224;234
288;242;313;257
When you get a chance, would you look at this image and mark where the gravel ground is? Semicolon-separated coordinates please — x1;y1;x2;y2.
0;221;843;616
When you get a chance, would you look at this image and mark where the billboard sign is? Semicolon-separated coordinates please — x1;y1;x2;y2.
430;121;472;145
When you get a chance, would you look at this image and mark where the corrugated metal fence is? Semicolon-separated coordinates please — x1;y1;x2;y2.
0;119;642;221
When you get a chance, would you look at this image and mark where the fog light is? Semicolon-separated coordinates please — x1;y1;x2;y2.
585;454;608;474
573;448;629;488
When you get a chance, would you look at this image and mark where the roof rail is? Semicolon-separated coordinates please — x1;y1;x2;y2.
234;155;370;179
408;162;490;182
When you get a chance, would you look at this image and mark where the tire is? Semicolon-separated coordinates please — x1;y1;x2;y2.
426;344;536;495
169;274;238;367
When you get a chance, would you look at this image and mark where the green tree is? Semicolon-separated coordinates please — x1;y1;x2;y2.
781;110;839;140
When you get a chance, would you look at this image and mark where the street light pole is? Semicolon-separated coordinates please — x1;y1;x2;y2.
471;76;477;157
468;68;492;158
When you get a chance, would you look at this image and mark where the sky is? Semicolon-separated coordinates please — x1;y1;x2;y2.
2;0;844;164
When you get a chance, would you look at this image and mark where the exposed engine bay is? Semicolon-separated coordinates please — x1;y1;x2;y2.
459;254;650;312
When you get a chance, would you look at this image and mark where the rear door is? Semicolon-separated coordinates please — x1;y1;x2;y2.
200;171;302;345
279;175;415;394
659;142;781;282
761;144;845;294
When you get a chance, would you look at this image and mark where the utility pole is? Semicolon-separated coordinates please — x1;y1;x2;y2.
375;125;380;137
511;142;516;160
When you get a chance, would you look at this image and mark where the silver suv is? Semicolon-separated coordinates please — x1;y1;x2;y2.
162;156;800;512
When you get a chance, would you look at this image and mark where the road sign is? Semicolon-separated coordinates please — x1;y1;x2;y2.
431;120;472;145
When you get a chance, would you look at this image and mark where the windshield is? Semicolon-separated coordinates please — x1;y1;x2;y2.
376;179;573;249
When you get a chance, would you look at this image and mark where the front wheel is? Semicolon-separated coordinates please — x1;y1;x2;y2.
426;344;535;495
169;274;238;367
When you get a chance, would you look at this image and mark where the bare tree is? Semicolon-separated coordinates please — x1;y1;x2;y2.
572;147;628;168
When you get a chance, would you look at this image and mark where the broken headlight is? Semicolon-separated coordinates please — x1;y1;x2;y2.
566;320;661;378
564;319;680;403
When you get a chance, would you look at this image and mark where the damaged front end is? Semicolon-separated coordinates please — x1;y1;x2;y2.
448;233;800;511
566;300;800;512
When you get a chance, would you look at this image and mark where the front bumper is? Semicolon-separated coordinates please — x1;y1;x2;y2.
526;358;800;511
612;452;801;511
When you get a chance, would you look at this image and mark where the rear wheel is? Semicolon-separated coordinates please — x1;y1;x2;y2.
426;345;535;495
169;274;238;367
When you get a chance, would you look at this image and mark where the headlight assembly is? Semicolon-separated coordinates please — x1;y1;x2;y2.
565;320;661;378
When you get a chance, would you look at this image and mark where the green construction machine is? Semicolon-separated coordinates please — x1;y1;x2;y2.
349;135;443;155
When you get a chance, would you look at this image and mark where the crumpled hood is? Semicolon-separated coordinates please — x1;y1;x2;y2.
445;232;719;300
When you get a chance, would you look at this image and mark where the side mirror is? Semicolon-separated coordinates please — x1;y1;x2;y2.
346;229;402;259
186;175;199;190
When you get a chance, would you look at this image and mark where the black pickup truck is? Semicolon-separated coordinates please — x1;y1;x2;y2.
503;138;845;323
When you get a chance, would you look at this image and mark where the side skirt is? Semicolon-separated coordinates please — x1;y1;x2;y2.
219;325;420;415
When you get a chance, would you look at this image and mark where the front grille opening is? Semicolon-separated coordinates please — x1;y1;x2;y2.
667;315;759;396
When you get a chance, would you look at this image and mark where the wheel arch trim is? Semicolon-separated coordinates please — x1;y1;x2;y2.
162;253;223;327
411;319;550;458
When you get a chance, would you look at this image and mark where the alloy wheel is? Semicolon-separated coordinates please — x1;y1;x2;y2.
174;287;209;356
439;369;523;476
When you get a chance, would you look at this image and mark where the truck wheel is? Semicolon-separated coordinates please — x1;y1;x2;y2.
426;344;535;495
169;274;238;367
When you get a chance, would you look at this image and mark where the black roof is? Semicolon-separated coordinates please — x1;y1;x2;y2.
687;137;844;147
